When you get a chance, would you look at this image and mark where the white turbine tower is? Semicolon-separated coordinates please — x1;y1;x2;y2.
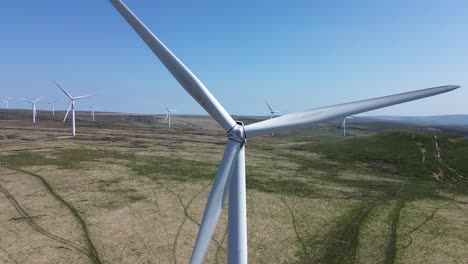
265;100;279;119
22;97;44;124
342;116;353;137
90;107;100;122
164;105;176;128
47;101;57;116
3;97;14;109
109;1;460;263
54;81;92;136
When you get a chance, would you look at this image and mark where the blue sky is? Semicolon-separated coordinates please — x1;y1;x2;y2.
0;0;467;116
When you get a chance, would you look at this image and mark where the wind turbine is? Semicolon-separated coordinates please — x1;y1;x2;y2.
265;100;279;119
22;97;44;124
47;101;57;116
3;97;14;109
342;116;353;137
164;105;176;128
54;81;92;136
90;107;100;121
109;1;460;263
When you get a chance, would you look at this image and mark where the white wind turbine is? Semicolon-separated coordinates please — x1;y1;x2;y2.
265;100;279;119
47;101;57;116
90;107;100;122
22;97;44;124
3;97;14;109
54;81;92;136
109;1;460;263
164;105;176;128
342;116;353;137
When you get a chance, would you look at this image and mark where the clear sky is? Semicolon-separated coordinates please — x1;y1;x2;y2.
0;0;467;116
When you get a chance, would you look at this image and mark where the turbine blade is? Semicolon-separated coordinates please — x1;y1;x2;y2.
34;96;45;103
54;81;74;99
164;113;169;121
22;99;34;104
109;0;236;132
245;85;460;136
264;100;274;112
63;101;72;123
190;140;242;264
74;95;93;100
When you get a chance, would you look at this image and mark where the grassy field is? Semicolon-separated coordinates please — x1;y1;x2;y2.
0;109;467;264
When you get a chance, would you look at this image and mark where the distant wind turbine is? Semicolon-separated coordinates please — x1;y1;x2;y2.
342;116;353;137
3;97;14;109
109;1;460;263
47;101;57;116
265;100;279;119
54;81;92;136
22;97;44;124
164;105;176;128
90;107;100;122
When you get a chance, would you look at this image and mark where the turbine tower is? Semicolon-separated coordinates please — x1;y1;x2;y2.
109;1;460;263
3;97;14;109
90;107;100;122
265;100;279;119
22;97;44;124
342;116;353;137
54;81;92;136
164;105;176;128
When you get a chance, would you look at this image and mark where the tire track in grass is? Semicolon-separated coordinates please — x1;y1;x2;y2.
384;200;404;264
3;166;102;264
214;228;228;264
309;202;376;264
0;180;88;258
161;182;216;264
150;186;171;247
398;202;450;252
278;196;308;256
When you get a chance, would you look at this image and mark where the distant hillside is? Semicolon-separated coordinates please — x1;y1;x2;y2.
293;130;468;183
359;115;468;127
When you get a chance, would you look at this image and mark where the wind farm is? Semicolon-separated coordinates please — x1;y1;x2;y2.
0;1;467;264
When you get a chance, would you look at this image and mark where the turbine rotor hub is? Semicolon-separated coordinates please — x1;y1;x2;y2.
228;121;246;145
